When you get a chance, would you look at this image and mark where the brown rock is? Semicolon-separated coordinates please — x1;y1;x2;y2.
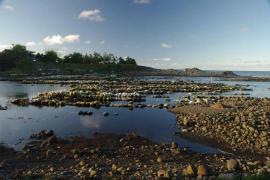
227;159;238;171
197;164;208;177
157;169;169;178
211;103;224;109
183;165;194;176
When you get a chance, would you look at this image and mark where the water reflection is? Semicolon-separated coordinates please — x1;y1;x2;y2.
2;78;269;153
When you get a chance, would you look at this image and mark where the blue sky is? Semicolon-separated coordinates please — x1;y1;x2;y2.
1;0;270;70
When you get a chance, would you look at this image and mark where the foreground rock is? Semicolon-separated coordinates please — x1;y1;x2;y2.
172;96;270;155
1;131;270;179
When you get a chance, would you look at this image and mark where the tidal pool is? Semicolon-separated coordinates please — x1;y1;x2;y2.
0;80;220;153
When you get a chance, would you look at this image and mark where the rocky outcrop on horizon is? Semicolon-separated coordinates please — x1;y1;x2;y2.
137;67;239;77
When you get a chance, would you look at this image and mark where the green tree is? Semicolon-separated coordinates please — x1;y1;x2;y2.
0;44;34;72
43;50;59;63
125;57;137;65
63;52;83;64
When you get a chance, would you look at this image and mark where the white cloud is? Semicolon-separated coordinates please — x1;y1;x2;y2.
63;34;80;43
26;41;36;47
240;27;249;32
78;9;105;22
0;44;12;51
84;40;91;45
43;35;63;45
43;34;80;45
99;40;105;45
134;0;151;4
153;57;171;61
3;5;14;11
161;43;173;49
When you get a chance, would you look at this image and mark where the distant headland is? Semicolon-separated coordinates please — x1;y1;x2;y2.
0;44;238;79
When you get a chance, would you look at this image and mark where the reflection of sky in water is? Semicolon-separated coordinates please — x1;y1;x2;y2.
1;77;270;153
0;105;219;153
0;81;68;104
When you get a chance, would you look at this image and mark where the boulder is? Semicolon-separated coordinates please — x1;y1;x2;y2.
227;159;238;171
182;165;194;176
197;164;208;177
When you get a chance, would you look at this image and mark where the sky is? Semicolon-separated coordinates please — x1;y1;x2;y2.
1;0;270;71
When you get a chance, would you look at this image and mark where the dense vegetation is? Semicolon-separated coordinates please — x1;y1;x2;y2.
0;44;138;74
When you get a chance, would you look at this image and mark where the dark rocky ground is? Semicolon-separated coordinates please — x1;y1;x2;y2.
1;130;270;179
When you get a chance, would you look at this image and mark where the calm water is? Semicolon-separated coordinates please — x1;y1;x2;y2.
0;81;219;153
0;74;269;153
234;71;270;77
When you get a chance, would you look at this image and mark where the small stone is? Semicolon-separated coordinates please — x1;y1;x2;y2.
74;154;79;159
171;142;178;149
227;159;238;171
112;164;117;172
79;160;85;167
197;164;208;177
211;103;224;109
89;169;97;178
46;149;53;157
0;160;6;168
157;156;162;163
117;167;124;173
157;169;169;177
183;165;194;176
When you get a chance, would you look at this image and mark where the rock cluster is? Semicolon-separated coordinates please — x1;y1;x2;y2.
1;131;270;179
12;79;245;109
172;96;270;155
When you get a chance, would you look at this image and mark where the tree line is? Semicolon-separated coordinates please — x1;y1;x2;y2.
0;44;137;72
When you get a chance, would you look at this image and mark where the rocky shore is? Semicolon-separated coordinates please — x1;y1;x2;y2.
12;79;246;108
1;130;270;179
4;78;270;178
172;96;270;156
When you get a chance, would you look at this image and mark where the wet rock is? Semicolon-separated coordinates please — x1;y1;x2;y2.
218;173;237;179
30;130;54;140
0;105;7;110
41;135;57;146
12;98;30;106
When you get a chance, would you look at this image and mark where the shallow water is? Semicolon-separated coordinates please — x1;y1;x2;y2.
1;77;269;153
0;81;219;153
141;76;270;98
